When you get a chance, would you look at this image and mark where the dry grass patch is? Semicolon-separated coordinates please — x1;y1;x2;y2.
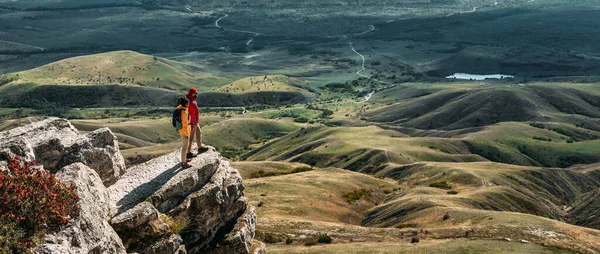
245;167;395;225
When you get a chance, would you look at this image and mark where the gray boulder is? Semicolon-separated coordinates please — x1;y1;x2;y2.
58;128;126;186
0;117;126;186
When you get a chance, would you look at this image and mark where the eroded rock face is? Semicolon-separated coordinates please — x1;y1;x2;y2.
109;148;255;254
211;205;257;254
34;163;126;254
0;117;126;186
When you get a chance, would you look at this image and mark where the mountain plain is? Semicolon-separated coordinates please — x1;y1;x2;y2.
1;0;600;253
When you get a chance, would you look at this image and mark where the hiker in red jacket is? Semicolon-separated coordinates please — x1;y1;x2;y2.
186;88;207;158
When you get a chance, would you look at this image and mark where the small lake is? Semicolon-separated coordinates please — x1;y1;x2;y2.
446;73;515;80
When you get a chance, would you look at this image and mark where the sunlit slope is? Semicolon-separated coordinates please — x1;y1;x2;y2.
0;51;314;107
214;75;309;94
202;118;300;157
5;50;227;90
243;126;486;170
365;161;600;224
244;122;600;169
243;166;395;225
243;162;600;253
69;117;299;164
364;84;600;130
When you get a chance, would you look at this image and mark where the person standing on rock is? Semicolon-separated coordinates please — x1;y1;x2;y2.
176;97;193;168
186;87;207;159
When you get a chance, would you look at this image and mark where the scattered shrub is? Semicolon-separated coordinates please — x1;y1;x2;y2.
294;117;309;123
0;157;80;252
429;181;452;190
343;188;370;203
263;233;282;244
443;213;450;220
533;136;552;142
257;201;264;207
290;167;313;173
319;109;334;118
285;238;293;244
251;167;314;178
447;190;459;195
160;213;187;234
318;234;333;244
394;223;416;229
411;236;419;243
529;122;545;129
305;239;317;246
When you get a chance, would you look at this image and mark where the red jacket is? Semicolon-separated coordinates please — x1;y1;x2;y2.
187;99;199;126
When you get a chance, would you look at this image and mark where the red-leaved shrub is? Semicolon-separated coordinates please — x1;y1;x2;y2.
0;157;79;253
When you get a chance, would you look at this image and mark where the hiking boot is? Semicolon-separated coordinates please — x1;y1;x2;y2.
186;152;194;159
182;162;192;169
198;146;209;154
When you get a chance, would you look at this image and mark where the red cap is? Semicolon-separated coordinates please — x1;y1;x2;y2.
187;87;197;99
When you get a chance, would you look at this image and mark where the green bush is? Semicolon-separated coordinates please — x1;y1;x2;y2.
318;234;333;244
394;223;416;229
343;188;370;203
529;122;545;129
533;136;552;142
290;167;313;173
285;238;293;244
294;117;309;123
429;181;452;190
447;190;459;195
305;239;317;246
263;233;281;244
251;167;314;178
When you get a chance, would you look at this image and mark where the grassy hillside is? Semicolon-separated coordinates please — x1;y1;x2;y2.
68;116;300;164
243;126;486;171
268;239;576;254
203;118;300;159
244;166;395;225
244;122;600;170
569;187;600;230
0;51;315;108
364;161;600;225
243;163;600;253
364;83;600;130
5;50;228;91
214;75;308;94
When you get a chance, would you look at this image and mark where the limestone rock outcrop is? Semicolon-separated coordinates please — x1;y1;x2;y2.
0;117;126;186
0;118;260;254
34;163;127;254
108;147;255;254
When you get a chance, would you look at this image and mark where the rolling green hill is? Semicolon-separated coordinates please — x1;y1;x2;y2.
364;83;600;130
0;51;315;108
4;50;227;91
242;162;600;254
214;75;308;94
243;122;600;169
